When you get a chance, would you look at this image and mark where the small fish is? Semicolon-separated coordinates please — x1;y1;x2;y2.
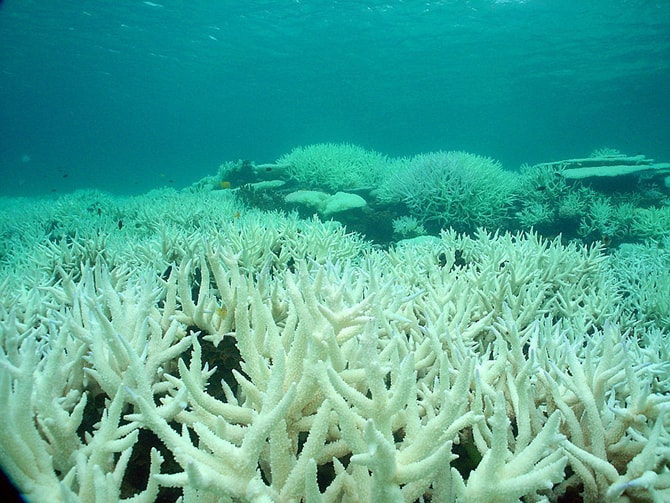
216;306;227;317
233;211;240;219
118;220;123;230
220;180;231;189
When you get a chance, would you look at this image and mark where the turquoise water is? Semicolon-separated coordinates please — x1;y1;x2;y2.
1;0;669;196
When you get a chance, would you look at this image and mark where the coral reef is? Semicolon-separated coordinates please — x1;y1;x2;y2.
185;145;670;246
610;239;670;331
377;151;518;233
276;143;388;192
1;191;669;502
513;156;670;244
391;216;426;239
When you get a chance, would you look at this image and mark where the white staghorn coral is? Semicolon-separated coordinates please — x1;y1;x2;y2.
377;151;518;232
277;143;389;192
1;192;669;502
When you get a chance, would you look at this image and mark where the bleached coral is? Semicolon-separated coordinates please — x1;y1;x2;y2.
610;241;670;331
589;147;622;158
378;151;518;233
514;157;670;243
630;205;670;241
515;163;595;234
277;143;389;192
391;216;426;238
516;201;554;228
1;193;669;503
575;197;640;244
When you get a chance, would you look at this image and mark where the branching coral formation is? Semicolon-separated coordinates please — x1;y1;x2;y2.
193;144;670;245
377;151;518;233
276;143;388;192
514;151;670;244
1;189;669;502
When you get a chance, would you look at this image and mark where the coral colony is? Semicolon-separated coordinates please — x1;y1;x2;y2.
1;144;670;502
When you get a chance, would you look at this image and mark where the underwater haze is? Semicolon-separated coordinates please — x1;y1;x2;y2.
1;0;669;196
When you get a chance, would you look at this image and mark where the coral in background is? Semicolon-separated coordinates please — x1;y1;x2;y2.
1;191;669;502
630;205;670;241
277;143;389;192
514;152;670;243
377;151;518;233
391;216;426;239
183;147;670;247
577;197;636;242
589;147;622;158
610;239;670;331
513;162;597;236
